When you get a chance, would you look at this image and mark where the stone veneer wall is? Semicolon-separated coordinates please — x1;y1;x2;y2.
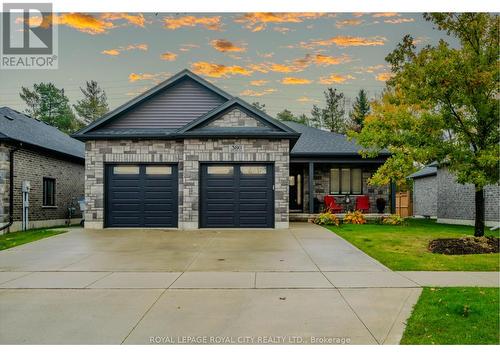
302;164;390;213
412;175;437;217
437;167;499;226
84;138;289;229
206;108;267;128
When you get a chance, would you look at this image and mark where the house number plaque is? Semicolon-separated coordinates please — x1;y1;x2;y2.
231;144;243;152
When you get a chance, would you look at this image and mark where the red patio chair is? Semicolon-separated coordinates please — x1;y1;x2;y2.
324;195;342;213
355;195;370;213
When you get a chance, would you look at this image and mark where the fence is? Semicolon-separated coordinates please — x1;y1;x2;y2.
396;191;412;217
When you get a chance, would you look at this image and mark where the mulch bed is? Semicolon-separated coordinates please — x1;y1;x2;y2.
428;236;499;255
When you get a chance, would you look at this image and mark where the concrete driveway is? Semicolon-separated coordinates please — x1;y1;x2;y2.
0;223;421;344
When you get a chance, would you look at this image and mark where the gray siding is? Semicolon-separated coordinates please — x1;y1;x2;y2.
437;167;499;223
101;78;226;130
412;175;437;217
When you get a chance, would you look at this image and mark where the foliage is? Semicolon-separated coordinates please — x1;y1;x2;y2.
73;80;109;124
343;210;366;224
276;109;309;125
20;82;83;133
327;219;499;271
322;88;347;133
251;101;266;112
309;104;323;128
0;228;66;251
313;211;339;226
350;13;499;236
401;287;499;344
382;214;405;225
349;89;370;132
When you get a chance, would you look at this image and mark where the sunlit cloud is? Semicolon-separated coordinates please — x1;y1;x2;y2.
210;39;246;52
313;54;350;66
179;43;200;52
335;19;364;28
384;18;415;24
375;72;393;81
297;96;319;103
100;13;148;28
240;88;277;97
372;13;399;18
101;43;148;56
318;73;355;84
163;15;221;30
274;27;292;34
281;77;312;85
303;36;387;48
353;64;386;74
160;52;177;61
128;72;171;83
250;80;269;86
191;62;252;78
235;12;326;32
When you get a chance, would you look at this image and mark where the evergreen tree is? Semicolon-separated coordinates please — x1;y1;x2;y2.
349;89;370;132
73;80;109;124
322;88;346;133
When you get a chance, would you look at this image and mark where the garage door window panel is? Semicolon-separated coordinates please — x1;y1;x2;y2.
113;166;140;175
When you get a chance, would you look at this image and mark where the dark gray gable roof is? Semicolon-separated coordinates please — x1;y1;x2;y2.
0;107;85;160
73;69;233;137
407;164;438;179
178;98;299;136
283;121;390;157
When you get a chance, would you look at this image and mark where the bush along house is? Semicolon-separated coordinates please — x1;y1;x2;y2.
72;69;393;229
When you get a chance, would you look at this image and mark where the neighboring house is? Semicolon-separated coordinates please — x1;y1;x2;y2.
73;69;392;229
0;107;85;233
409;164;500;227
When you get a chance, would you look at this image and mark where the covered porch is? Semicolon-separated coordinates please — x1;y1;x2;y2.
288;157;396;220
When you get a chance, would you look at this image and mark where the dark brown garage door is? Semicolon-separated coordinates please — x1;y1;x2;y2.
105;164;178;227
200;163;274;228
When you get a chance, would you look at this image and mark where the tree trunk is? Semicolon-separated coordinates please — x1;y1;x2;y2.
474;186;485;237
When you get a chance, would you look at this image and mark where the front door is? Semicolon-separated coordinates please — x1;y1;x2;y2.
289;166;303;211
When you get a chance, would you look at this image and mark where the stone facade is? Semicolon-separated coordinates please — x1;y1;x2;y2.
206;108;266;128
412;175;437;217
0;143;84;232
84;137;290;229
301;164;390;213
436;167;499;226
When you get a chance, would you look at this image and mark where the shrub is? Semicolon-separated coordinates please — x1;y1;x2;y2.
314;211;340;226
343;210;366;224
382;214;405;225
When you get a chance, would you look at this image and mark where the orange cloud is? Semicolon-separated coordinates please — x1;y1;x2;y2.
376;72;393;81
160;52;177;61
240;88;277;97
128;72;171;83
281;77;312;85
250;80;269;86
191;62;252;78
210;39;246;53
384;18;415;24
319;74;355;84
100;13;148;27
274;26;292;34
163;15;221;30
297;96;319;103
179;44;200;52
313;54;350;66
304;36;386;48
335;19;364;28
101;43;148;56
53;13;114;35
372;13;399;18
235;12;326;32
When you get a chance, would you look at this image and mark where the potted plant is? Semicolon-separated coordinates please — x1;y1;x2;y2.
376;198;386;213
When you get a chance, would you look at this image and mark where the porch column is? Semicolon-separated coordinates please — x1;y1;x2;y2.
308;162;314;213
390;180;396;214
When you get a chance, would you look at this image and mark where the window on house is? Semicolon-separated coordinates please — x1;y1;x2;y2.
329;168;362;195
43;178;56;206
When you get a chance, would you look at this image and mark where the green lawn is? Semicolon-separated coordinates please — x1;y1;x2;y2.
327;219;499;271
401;287;500;344
0;228;67;251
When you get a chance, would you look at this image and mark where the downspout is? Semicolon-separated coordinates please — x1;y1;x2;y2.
0;146;19;231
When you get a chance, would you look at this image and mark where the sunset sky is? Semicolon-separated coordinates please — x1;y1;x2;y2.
0;12;455;116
